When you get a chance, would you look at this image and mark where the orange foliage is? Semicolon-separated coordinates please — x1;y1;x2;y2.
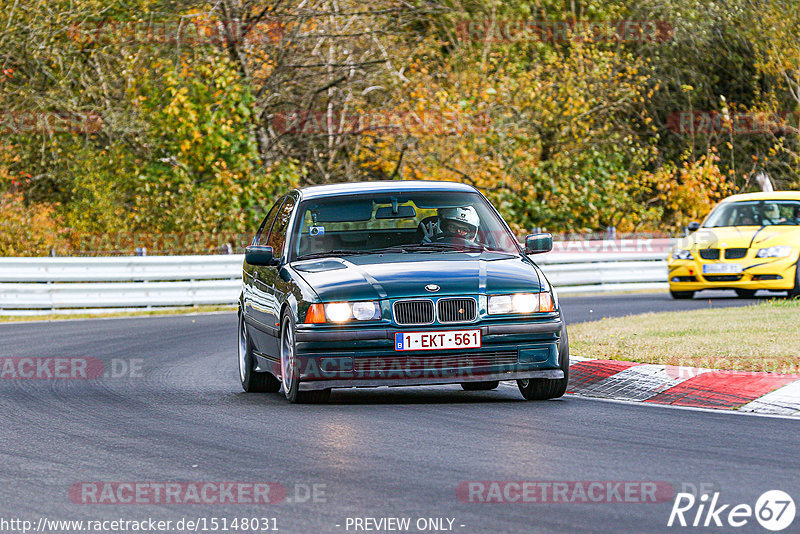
0;193;68;256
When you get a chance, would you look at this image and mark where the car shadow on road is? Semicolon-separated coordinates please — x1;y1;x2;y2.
685;289;793;300
329;388;520;405
229;383;575;406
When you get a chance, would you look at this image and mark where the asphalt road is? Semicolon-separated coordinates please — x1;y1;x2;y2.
0;294;797;534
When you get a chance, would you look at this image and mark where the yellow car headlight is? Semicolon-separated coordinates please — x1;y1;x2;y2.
756;246;793;259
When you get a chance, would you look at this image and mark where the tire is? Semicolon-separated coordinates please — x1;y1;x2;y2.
670;290;695;300
238;312;281;393
789;261;800;299
279;310;331;404
461;381;500;391
517;324;569;401
735;289;757;298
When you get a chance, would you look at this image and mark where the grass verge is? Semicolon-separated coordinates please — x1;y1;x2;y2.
569;299;800;373
0;305;237;323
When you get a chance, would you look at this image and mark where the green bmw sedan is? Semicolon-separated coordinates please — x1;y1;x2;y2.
238;181;568;403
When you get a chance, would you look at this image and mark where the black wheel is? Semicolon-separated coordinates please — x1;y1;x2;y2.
238;312;280;393
735;289;757;298
279;310;331;404
517;324;569;400
789;262;800;299
670;290;695;300
461;381;500;391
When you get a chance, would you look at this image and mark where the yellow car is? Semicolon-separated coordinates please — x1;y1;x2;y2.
668;191;800;299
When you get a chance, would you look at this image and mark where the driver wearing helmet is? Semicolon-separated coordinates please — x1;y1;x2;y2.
436;206;480;241
763;203;784;224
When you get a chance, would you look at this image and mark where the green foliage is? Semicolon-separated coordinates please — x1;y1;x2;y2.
130;56;267;234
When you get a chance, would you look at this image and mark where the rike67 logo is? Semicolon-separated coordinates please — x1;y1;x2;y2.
668;490;795;531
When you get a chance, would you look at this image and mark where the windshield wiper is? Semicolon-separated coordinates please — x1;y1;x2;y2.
295;249;367;260
374;242;490;254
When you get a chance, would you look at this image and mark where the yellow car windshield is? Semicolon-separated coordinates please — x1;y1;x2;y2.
704;200;800;228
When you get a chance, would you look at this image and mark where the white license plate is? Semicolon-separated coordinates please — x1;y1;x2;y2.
703;263;743;274
394;330;481;351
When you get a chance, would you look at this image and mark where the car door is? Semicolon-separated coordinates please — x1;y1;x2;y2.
260;194;298;356
244;197;285;353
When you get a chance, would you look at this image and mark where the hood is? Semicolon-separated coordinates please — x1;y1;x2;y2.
676;226;800;250
291;252;542;302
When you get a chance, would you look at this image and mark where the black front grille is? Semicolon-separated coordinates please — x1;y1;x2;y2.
704;275;743;282
353;351;518;374
699;249;720;260
724;248;748;259
393;300;435;325
437;298;477;323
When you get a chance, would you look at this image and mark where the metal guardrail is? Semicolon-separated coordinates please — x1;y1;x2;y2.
0;256;243;315
0;251;668;315
536;252;668;294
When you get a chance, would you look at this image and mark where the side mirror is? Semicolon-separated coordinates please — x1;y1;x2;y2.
524;233;553;255
245;245;277;266
687;221;701;232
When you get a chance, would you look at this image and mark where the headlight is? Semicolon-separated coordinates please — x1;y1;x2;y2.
488;292;554;314
325;302;352;322
304;302;381;323
672;248;694;260
756;245;793;258
352;301;381;320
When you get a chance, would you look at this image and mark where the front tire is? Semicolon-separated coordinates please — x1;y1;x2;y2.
238;312;280;393
461;381;500;391
517;324;569;400
670;290;695;300
279;311;331;404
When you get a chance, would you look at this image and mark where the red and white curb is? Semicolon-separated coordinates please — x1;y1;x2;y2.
564;356;800;416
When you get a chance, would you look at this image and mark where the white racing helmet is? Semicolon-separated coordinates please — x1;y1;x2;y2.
764;203;780;220
438;206;480;240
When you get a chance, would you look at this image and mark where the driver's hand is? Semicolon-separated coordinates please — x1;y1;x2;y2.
418;220;436;243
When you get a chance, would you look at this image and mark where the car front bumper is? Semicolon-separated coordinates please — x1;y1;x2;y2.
668;255;798;292
292;317;564;391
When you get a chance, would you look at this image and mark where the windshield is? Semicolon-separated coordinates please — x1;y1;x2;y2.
703;200;800;228
289;191;521;261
